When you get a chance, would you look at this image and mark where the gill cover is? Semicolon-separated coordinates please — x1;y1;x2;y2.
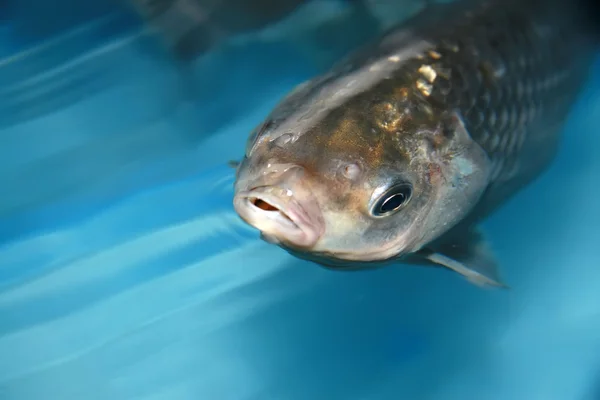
413;111;492;251
409;111;507;287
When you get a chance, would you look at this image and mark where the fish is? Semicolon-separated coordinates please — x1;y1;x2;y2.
232;0;599;287
128;0;421;71
128;0;309;61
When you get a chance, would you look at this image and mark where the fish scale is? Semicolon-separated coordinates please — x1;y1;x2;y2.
400;0;594;189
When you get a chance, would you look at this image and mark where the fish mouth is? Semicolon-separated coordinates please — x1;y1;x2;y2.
233;187;323;248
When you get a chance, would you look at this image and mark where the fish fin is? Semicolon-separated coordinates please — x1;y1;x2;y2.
227;160;240;169
418;227;508;288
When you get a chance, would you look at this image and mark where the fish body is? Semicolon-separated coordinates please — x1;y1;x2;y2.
128;0;387;64
128;0;308;60
233;0;599;287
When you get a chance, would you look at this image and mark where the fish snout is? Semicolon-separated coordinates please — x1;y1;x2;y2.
234;162;303;191
233;183;324;249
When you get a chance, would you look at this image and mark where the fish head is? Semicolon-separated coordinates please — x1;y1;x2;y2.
233;80;492;264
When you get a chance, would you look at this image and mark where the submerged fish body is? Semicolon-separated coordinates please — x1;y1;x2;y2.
233;0;599;287
129;0;309;60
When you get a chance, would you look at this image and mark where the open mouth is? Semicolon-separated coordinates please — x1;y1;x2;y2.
245;195;302;231
250;198;278;211
247;197;297;226
233;188;322;248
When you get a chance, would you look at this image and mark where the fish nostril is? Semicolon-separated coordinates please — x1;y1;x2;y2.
249;197;279;212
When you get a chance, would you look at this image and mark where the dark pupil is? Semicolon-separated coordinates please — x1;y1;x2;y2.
375;185;411;215
380;193;406;213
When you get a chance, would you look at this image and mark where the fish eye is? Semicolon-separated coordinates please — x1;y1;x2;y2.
371;183;412;217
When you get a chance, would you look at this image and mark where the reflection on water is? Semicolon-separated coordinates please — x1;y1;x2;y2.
1;3;600;400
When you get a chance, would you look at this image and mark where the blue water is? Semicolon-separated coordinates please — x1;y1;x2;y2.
1;3;600;400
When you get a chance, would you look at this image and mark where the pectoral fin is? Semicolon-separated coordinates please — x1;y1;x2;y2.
228;160;240;169
418;228;508;288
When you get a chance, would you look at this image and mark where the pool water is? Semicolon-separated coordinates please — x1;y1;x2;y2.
1;3;600;400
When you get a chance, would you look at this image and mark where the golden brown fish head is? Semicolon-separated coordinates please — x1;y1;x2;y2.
234;79;491;263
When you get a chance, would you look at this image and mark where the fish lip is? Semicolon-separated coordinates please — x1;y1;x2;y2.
233;186;323;248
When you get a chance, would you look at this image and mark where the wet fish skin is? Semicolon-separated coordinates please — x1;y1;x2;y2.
233;0;599;287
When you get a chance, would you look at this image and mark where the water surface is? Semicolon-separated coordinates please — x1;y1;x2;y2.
1;5;600;400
